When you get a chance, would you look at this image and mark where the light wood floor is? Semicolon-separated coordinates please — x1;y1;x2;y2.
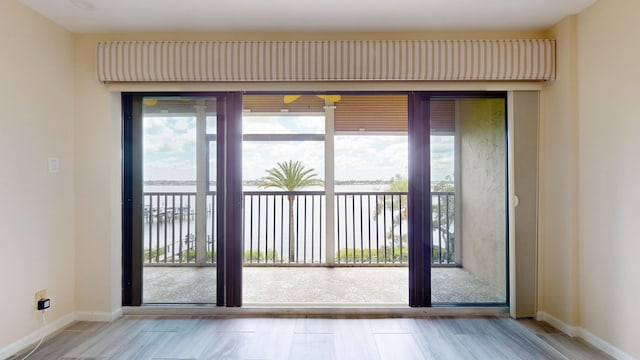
9;315;612;360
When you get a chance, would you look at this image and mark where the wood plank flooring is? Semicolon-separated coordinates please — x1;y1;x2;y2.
8;315;613;360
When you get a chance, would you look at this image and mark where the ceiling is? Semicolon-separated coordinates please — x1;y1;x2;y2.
20;0;597;34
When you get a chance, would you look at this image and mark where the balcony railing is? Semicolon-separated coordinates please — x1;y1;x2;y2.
143;193;216;265
335;192;407;265
432;192;456;265
143;190;456;266
243;191;324;264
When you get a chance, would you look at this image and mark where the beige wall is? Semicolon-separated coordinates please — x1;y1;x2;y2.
0;0;75;351
73;38;123;316
459;99;507;293
576;0;640;357
541;0;640;357
539;16;581;327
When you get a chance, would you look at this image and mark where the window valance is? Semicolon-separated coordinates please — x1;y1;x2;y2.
97;40;555;82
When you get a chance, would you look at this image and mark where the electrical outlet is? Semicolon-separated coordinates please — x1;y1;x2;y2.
35;289;47;308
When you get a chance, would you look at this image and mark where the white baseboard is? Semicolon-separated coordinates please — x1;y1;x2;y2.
576;327;637;360
75;307;123;322
536;311;578;337
536;311;636;360
1;308;123;359
0;312;75;360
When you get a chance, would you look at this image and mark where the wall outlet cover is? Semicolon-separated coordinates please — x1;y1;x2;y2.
35;289;47;308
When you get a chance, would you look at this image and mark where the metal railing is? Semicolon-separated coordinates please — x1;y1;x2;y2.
143;192;216;265
432;192;456;265
142;190;456;266
244;191;324;264
335;192;407;265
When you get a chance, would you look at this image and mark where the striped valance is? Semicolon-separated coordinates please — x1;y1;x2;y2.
97;40;555;82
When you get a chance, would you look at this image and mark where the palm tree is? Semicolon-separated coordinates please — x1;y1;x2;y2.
258;160;323;262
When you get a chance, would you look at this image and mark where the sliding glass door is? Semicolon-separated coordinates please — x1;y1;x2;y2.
123;91;508;308
427;94;508;306
408;92;509;307
122;93;243;306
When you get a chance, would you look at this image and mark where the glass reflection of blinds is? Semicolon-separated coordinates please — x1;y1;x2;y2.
430;100;455;135
242;94;455;134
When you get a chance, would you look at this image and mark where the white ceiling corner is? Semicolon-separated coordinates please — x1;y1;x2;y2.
19;0;597;34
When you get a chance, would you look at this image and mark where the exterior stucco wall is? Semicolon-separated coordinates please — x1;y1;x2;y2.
459;99;507;294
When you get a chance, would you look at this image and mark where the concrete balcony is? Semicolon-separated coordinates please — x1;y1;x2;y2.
143;266;505;305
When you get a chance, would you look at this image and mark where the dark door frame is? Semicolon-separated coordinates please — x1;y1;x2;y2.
407;93;432;307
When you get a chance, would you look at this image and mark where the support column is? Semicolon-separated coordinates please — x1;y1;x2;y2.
454;100;462;265
195;100;207;265
324;101;336;266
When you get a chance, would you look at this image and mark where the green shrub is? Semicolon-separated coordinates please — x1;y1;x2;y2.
336;246;408;263
244;249;280;262
144;248;165;261
432;246;453;263
180;249;215;261
335;248;375;262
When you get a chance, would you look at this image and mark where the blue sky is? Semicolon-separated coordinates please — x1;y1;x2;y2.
143;115;454;182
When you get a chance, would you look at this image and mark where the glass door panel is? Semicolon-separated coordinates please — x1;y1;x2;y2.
141;97;218;304
430;96;508;305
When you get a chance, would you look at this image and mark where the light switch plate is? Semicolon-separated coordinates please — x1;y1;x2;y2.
48;158;59;173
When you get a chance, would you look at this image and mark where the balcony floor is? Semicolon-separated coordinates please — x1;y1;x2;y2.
143;266;505;305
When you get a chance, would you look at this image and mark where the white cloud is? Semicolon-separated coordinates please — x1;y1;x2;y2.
335;135;408;181
243;141;325;180
143;116;197;180
142;115;455;183
143;117;196;154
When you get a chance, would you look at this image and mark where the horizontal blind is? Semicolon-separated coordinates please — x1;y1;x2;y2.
243;95;325;113
97;40;555;82
333;96;455;133
430;100;455;135
242;94;454;134
334;94;407;133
